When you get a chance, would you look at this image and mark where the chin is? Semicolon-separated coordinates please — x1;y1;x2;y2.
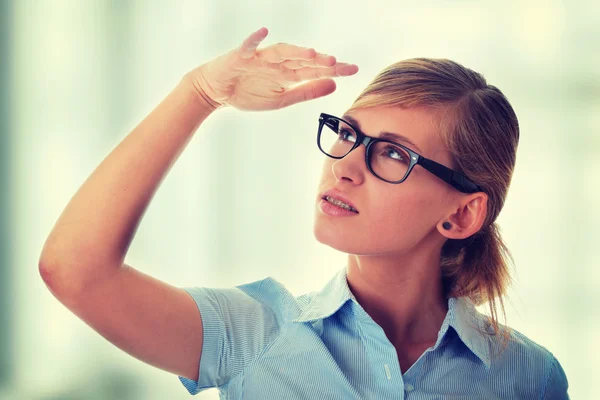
312;222;362;255
313;218;412;257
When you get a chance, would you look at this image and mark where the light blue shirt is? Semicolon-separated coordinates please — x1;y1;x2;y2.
178;266;569;399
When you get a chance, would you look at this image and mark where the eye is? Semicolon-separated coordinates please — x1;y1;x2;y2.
338;128;356;143
382;145;408;163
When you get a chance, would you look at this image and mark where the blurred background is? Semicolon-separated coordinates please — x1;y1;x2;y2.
1;0;597;398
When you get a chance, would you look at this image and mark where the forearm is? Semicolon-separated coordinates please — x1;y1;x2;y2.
39;74;216;293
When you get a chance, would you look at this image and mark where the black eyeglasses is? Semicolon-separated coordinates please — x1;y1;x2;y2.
317;113;482;193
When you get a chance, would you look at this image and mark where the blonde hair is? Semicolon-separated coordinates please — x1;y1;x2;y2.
346;58;519;347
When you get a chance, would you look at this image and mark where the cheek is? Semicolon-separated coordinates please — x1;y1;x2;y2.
370;196;420;231
365;191;441;240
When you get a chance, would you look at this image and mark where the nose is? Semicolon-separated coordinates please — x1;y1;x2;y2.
331;144;366;184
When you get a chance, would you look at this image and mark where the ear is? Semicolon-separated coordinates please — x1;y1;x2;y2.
437;192;488;239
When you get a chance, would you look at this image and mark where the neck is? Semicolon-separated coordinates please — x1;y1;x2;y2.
345;243;448;347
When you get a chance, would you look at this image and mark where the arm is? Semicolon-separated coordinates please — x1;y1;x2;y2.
38;27;357;384
38;75;216;380
39;75;215;294
541;355;569;400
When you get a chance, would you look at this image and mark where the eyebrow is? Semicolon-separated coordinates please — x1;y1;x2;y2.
342;115;423;153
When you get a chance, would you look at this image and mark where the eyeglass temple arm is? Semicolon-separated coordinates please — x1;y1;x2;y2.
418;157;481;193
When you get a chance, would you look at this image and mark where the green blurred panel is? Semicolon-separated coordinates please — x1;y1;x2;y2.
0;0;14;388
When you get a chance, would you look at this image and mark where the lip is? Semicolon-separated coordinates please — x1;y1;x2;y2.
320;189;359;213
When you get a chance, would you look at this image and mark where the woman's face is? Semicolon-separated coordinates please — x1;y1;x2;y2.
313;105;457;256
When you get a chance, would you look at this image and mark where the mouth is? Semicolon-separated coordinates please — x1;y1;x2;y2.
321;195;359;213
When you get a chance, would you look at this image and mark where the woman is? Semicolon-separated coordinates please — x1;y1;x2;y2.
39;27;569;399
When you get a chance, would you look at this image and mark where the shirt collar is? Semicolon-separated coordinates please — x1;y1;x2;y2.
292;266;355;323
440;297;492;369
292;266;491;369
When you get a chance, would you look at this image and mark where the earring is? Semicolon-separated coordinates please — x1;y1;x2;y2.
442;221;452;230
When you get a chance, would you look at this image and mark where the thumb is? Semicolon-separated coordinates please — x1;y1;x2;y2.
238;27;269;59
277;79;337;109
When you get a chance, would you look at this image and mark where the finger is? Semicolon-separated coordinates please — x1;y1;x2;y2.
281;60;310;70
280;54;338;69
311;53;337;67
294;63;359;80
277;79;337;109
259;43;319;63
239;27;269;59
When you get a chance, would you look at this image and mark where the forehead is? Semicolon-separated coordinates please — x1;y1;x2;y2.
343;106;444;156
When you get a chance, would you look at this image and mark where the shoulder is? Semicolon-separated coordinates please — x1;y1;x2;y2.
234;276;315;324
185;275;318;326
489;326;569;398
501;326;555;360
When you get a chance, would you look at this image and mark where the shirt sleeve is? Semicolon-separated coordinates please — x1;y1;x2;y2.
177;279;281;395
542;355;569;400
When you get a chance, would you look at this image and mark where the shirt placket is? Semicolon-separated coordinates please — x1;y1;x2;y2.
353;307;409;399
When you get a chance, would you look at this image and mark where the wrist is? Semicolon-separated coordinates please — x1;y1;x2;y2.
181;73;223;114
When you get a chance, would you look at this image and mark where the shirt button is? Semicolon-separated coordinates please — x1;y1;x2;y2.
405;383;414;392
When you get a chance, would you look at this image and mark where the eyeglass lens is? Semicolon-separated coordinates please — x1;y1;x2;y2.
319;116;411;182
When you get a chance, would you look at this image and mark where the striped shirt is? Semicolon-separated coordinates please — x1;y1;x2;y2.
178;266;569;399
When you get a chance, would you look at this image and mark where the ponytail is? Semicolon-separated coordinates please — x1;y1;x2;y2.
441;222;514;347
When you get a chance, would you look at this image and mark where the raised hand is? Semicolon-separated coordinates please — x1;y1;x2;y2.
186;27;359;112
